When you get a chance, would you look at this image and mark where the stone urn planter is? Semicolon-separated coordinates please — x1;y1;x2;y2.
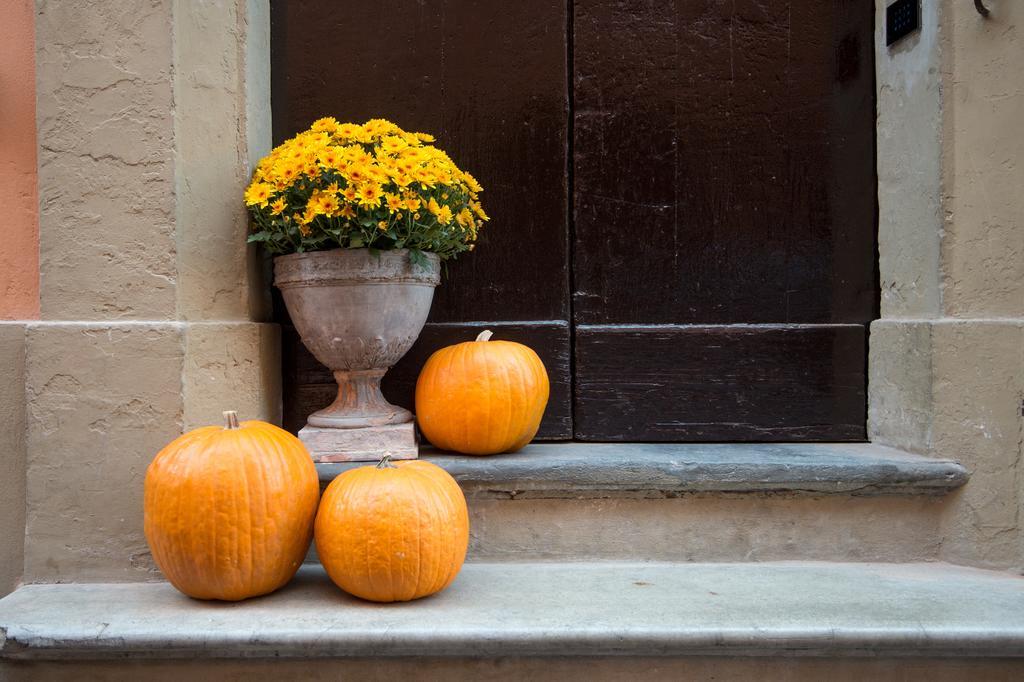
274;248;441;461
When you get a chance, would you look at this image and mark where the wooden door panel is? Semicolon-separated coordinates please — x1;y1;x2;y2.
573;0;875;325
574;324;866;441
272;0;572;437
571;0;876;440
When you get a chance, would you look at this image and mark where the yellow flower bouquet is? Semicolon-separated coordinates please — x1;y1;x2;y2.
245;117;488;263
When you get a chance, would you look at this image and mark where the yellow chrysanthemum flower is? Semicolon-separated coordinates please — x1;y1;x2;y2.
380;135;408;155
311;116;340;134
462;172;483;194
436;205;454;225
244;182;273;207
319;147;342;168
273;160;301;185
336;122;362;139
346;164;370;184
357;183;383;208
470;201;489;221
246;117;487;260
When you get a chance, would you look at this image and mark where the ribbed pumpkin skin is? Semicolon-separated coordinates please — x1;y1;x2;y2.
315;460;469;602
144;420;319;601
415;335;549;455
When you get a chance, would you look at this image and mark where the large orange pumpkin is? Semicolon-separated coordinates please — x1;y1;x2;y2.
144;411;319;601
415;330;549;454
315;457;469;602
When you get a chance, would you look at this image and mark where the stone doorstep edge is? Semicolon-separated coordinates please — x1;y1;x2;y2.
3;630;1024;661
3;563;1024;661
315;443;969;497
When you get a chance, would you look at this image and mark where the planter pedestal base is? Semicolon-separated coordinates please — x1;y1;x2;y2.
298;422;418;463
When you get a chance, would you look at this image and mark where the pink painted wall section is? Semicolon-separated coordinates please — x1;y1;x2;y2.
0;0;40;319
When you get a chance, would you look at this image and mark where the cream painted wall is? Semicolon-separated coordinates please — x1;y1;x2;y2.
17;0;279;583
871;0;1024;571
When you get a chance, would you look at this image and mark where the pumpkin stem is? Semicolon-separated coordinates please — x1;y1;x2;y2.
223;410;240;430
377;453;397;469
475;329;493;342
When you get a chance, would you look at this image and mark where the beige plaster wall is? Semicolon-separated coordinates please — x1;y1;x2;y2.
35;0;178;321
463;495;947;563
18;0;278;583
23;324;183;582
940;1;1024;318
0;325;28;597
875;0;944;318
871;1;1024;571
173;0;271;323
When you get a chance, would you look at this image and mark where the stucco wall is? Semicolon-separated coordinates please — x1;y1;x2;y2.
871;0;1024;571
0;325;28;596
0;0;40;320
17;0;279;583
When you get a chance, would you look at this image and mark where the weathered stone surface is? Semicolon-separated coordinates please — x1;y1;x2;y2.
173;0;269;322
874;0;1024;574
34;0;271;322
868;320;935;452
457;495;946;563
870;320;1024;571
182;322;280;430
35;0;177;320
0;324;27;597
300;423;417;462
23;323;184;582
875;0;943;318
932;321;1024;569
317;443;967;496
4;562;1024;660
314;443;963;562
941;2;1024;318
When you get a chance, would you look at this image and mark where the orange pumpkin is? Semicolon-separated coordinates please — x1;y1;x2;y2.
315;457;469;602
415;330;549;455
144;411;319;601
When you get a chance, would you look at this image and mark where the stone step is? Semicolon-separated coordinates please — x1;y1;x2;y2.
316;443;968;563
2;562;1022;668
318;442;969;497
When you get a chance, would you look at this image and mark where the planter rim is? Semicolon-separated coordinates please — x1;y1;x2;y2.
274;248;441;288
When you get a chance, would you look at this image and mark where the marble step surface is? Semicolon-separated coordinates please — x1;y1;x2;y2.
3;561;1023;661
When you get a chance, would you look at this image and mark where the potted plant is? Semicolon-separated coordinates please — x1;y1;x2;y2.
245;117;488;461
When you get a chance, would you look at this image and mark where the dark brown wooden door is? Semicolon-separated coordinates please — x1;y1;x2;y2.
271;0;877;442
271;0;573;438
571;1;876;440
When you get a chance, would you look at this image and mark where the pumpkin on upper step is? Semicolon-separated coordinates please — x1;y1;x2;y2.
415;330;550;455
144;411;319;601
315;457;469;602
